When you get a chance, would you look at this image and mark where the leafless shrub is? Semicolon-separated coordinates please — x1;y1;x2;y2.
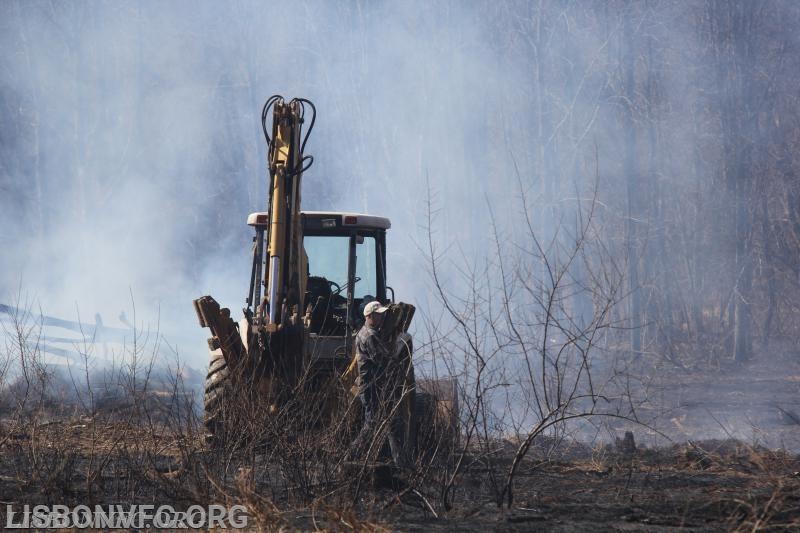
417;175;644;509
0;297;211;509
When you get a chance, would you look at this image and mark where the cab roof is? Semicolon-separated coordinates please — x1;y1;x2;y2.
247;211;391;230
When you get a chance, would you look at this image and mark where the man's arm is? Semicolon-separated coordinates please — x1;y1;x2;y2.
360;329;391;363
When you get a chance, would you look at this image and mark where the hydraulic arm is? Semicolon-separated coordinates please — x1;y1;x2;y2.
255;96;315;330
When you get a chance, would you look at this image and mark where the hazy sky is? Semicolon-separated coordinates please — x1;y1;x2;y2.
0;1;707;370
0;1;547;365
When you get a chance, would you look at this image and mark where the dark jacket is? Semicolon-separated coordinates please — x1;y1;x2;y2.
355;324;390;395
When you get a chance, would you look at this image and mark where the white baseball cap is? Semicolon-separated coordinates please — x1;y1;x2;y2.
363;300;389;317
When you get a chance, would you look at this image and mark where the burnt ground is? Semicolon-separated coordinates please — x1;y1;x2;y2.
1;352;799;531
374;440;800;532
366;353;800;531
1;425;798;531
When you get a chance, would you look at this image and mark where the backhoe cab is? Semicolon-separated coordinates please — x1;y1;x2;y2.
245;209;409;376
247;210;392;338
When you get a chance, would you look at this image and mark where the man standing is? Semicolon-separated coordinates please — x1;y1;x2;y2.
349;300;406;465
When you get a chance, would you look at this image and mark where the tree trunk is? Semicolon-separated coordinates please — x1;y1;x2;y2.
622;5;642;357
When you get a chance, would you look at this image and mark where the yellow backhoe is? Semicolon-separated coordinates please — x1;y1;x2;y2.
193;96;455;457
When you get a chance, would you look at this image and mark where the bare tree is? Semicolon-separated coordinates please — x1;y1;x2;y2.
419;171;635;509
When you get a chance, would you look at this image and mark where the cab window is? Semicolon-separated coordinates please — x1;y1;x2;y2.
354;235;377;298
304;235;377;298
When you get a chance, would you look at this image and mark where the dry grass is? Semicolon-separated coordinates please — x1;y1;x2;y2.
2;388;799;531
1;308;799;531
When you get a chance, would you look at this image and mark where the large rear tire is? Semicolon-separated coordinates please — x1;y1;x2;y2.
204;351;231;442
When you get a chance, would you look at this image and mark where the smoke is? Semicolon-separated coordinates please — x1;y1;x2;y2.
0;0;526;365
0;1;720;364
2;0;799;449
